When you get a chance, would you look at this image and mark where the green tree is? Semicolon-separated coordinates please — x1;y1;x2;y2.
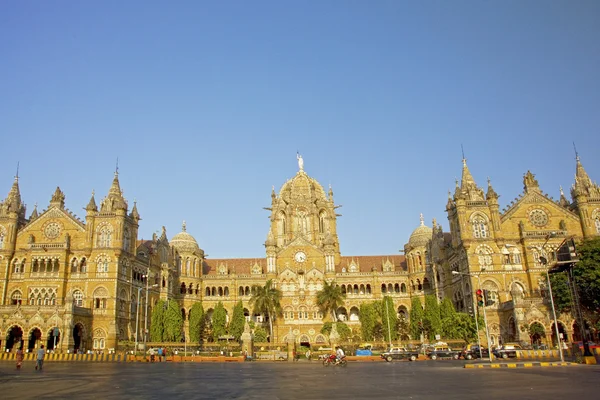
163;300;183;342
409;297;424;340
320;321;351;341
254;327;268;343
397;315;410;341
381;296;398;343
572;237;600;312
249;279;282;342
423;295;442;341
439;298;459;339
359;303;377;341
229;300;246;341
316;280;345;322
150;299;166;342
212;301;228;341
549;272;572;314
189;302;205;344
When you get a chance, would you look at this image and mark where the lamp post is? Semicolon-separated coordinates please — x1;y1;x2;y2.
142;268;159;348
134;286;143;355
384;297;393;349
539;232;565;362
452;271;493;362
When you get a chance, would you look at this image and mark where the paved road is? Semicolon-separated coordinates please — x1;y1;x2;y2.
0;360;598;399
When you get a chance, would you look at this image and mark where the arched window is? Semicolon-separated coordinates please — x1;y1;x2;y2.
71;258;79;273
400;283;407;293
80;258;87;273
93;287;108;309
476;245;493;269
278;212;286;235
73;290;84;307
0;227;5;249
93;328;106;349
471;215;489;238
595;211;600;233
123;227;131;251
319;211;327;234
381;284;387;293
510;282;526;300
97;226;112;247
186;259;191;276
11;290;22;305
97;259;109;273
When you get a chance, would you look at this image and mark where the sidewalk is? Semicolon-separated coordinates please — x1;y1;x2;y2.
465;361;577;369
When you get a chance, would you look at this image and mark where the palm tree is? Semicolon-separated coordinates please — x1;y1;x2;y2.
249;279;282;342
316;280;345;322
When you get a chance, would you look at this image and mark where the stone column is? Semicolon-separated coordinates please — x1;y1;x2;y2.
286;328;296;362
241;321;253;359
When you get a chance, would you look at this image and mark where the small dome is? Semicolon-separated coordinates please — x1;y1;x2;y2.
408;214;432;248
171;221;200;253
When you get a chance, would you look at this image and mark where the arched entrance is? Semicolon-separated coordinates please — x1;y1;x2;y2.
46;327;61;350
73;323;84;352
28;328;42;351
4;325;23;351
528;322;546;346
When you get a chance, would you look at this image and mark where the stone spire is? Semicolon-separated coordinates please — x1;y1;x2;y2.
100;172;128;212
86;190;98;212
328;183;334;202
3;176;23;213
486;177;499;200
571;155;600;198
456;159;484;201
130;200;140;220
30;202;39;220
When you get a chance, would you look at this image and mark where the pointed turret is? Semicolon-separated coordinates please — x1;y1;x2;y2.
461;158;476;189
100;172;128;213
30;203;39;220
486;177;499;201
86;190;98;212
130;200;141;221
1;176;25;217
570;155;600;238
455;159;484;201
328;183;334;203
571;155;600;199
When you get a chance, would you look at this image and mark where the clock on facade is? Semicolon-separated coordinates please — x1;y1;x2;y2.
294;251;307;263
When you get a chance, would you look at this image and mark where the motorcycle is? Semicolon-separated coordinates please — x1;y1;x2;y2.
322;354;347;367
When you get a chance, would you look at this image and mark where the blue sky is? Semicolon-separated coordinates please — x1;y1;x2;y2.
1;1;599;258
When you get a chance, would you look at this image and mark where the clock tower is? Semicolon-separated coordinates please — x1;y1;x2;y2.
264;155;341;274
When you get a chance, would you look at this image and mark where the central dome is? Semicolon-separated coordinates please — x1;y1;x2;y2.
170;221;201;253
408;214;432;248
278;171;327;203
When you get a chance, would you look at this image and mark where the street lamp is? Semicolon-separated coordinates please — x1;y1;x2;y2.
142;268;159;348
134;286;143;355
539;232;565;362
452;271;493;363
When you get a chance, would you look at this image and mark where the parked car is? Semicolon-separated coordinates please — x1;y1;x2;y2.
380;347;419;362
427;346;460;360
461;344;489;360
493;344;522;359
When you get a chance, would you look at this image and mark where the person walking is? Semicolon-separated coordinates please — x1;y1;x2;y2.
35;345;46;370
16;347;24;370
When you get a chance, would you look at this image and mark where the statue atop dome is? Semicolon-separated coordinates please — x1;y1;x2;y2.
297;152;304;172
